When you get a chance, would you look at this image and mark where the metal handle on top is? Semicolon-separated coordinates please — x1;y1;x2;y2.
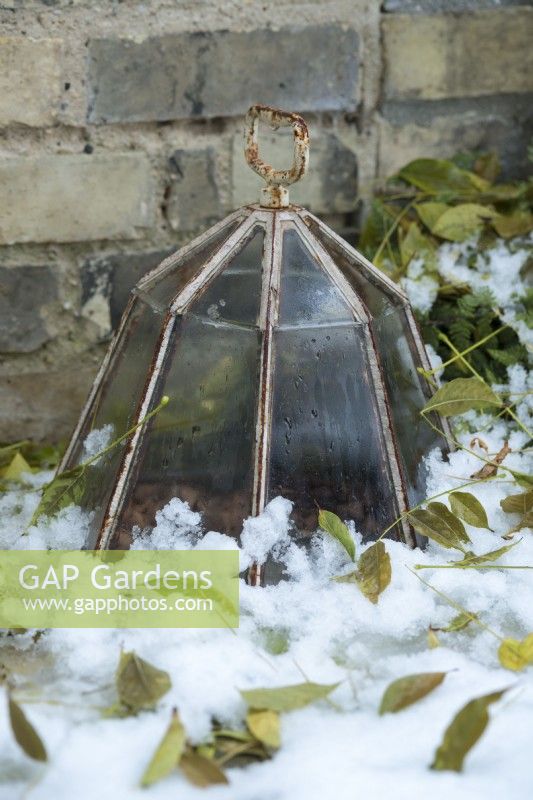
244;104;309;209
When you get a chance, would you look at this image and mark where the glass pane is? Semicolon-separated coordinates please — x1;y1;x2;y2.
279;227;354;326
268;323;400;539
113;315;261;548
373;308;445;507
191;225;265;326
63;298;164;547
139;217;243;309
305;216;400;318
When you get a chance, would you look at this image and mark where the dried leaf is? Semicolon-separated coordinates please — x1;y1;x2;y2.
398;159;488;195
503;510;533;538
246;710;281;749
449;541;518;568
498;634;533;671
180;748;228;787
500;489;533;516
492;210;533;238
470;441;511;480
116;650;171;714
8;697;47;762
442;611;478;632
422;377;502;417
470;437;489;452
140;709;186;787
355;541;391;604
431;204;496;242
427;628;440;648
449;491;491;530
318;509;355;561
415;201;449;231
431;689;508;772
409;506;469;551
379;672;446;714
2;452;32;482
240;681;339;713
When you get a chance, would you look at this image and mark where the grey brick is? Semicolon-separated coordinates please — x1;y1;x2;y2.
380;94;533;179
88;25;359;124
0;37;62;127
0;265;57;353
81;249;172;333
166;148;222;232
383;0;527;12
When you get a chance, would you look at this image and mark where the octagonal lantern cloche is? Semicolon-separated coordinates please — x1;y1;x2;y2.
59;105;448;583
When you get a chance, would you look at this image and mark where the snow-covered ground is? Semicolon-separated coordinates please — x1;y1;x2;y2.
0;236;532;799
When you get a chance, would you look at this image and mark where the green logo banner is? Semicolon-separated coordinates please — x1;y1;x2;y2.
0;551;239;629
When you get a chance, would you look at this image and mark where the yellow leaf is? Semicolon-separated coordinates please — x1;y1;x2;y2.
246;709;281;749
498;634;533;672
140;709;186;787
3;452;32;482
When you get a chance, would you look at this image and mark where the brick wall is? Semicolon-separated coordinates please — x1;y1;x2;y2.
0;0;532;441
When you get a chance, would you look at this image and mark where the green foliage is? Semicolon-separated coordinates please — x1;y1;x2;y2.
359;153;532;383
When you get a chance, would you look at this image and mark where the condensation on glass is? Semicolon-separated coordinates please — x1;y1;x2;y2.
59;105;449;581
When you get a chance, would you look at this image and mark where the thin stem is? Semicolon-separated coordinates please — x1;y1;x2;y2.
420;325;508;378
373;201;416;265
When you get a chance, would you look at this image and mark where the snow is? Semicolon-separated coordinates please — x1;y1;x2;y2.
401;257;439;314
1;238;532;799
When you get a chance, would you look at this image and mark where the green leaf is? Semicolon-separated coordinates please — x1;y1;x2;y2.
442;611;478;632
431;204;496;242
409;505;469;551
179;748;228;787
474;152;500;183
2;452;32;482
450;541;518;568
355;541;391;604
140;710;186;787
8;697;47;762
504;510;533;537
415;201;449;231
431;689;508;772
240;681;339;713
115;650;171;714
246;710;281;749
449;491;491;529
498;634;533;671
500;489;533;516
318;509;355;561
379;672;446;714
492;210;533;239
30;465;86;525
422;377;502;417
399;222;435;267
398;158;489;195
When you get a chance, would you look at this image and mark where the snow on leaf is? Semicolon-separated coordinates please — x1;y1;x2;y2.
449;491;491;530
379;672;446;715
318;509;355;561
240;682;339;713
498;635;533;672
115;650;171;714
246;710;281;749
8;696;47;762
179;748;228;787
355;541;391;604
422;377;502;417
431;689;508;772
140;709;186;788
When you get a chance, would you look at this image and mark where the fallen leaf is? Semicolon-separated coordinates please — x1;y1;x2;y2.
355;541;391;604
379;672;446;714
398;159;488;195
427;628;440;648
318;509;355;561
449;491;491;529
116;650;171;714
448;541;518;568
246;710;281;749
415;201;450;231
470;437;489;452
422;378;502;417
431;204;496;242
498;634;533;671
240;682;339;713
180;748;228;787
8;697;47;762
471;441;511;480
2;452;32;482
431;689;508;772
441;611;478;633
500;489;533;516
140;709;186;787
409;506;469;551
492;210;533;238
